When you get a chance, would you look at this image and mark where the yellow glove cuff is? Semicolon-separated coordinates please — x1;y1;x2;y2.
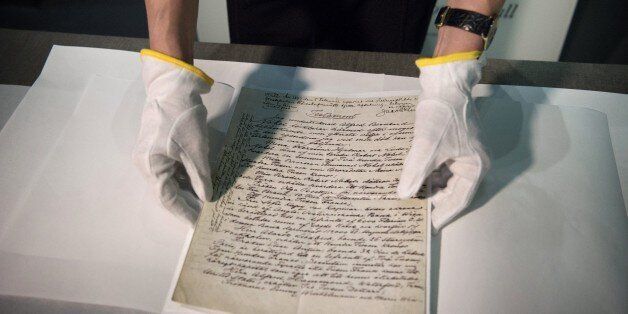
140;49;214;86
415;50;481;68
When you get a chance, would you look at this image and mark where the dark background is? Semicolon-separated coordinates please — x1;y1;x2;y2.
0;0;626;64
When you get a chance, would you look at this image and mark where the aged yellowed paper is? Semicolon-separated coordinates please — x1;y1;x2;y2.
174;88;428;314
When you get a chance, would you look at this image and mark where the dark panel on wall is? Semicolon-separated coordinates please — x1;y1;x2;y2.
0;0;148;38
561;0;627;65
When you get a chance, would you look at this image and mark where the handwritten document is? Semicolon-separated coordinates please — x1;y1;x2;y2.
173;88;429;314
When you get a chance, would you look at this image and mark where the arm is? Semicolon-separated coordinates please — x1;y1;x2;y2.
433;0;505;56
135;0;213;224
397;0;505;232
145;0;200;63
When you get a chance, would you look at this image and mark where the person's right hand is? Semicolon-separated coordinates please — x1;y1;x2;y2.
397;52;490;232
133;49;214;224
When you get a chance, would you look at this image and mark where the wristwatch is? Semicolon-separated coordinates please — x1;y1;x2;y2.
435;6;499;50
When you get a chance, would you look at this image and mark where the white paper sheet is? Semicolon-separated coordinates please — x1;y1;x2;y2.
0;46;143;237
434;87;628;313
292;67;385;93
0;46;626;313
500;86;628;213
0;76;185;312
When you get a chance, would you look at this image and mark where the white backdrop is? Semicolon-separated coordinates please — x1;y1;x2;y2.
197;0;230;44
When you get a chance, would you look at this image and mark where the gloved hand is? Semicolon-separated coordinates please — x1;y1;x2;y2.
397;51;490;232
133;49;214;224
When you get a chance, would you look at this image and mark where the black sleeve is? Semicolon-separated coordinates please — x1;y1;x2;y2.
227;0;437;53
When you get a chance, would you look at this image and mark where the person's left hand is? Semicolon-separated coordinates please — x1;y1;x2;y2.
133;49;215;224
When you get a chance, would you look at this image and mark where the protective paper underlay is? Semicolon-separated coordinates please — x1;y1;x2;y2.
0;47;144;242
0;46;626;313
435;87;627;313
0;76;187;312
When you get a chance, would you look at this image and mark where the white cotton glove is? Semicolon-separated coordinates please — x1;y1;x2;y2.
397;51;490;233
133;49;214;224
